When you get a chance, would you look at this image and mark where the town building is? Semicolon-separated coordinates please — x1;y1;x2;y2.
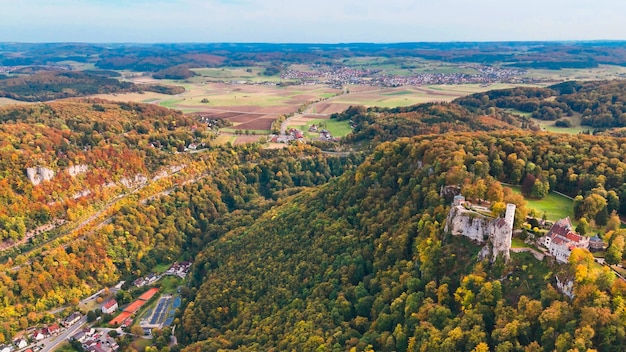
102;299;119;314
589;234;606;251
543;217;590;263
63;312;82;327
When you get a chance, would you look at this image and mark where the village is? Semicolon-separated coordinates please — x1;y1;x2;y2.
280;64;529;87
0;261;191;352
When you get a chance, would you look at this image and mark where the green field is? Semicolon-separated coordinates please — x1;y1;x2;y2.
213;134;237;145
526;64;626;83
509;186;575;224
506;109;588;134
190;67;286;83
511;237;533;249
338;57;480;75
288;118;352;139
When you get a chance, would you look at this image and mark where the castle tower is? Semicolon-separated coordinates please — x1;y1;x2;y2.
505;203;516;230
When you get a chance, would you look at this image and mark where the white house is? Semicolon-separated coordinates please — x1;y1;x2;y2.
544;217;590;263
101;299;118;314
14;338;28;350
32;331;45;341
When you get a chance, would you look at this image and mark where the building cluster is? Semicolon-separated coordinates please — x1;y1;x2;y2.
281;66;378;84
132;273;159;288
280;64;528;87
0;312;83;352
270;128;305;143
542;217;591;263
71;327;119;352
164;261;192;278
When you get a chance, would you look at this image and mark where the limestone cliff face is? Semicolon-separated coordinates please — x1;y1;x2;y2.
444;206;490;244
66;164;88;177
26;166;55;185
445;204;513;262
487;218;512;262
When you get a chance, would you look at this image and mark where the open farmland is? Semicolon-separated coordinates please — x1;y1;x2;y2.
327;84;536;108
190;67;286;83
287;115;352;138
0;97;29;107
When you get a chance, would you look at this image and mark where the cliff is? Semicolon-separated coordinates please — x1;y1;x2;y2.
445;203;514;262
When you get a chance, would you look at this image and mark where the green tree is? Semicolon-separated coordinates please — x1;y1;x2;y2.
575;218;590;236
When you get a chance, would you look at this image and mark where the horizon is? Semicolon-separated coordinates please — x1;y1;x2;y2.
3;39;626;45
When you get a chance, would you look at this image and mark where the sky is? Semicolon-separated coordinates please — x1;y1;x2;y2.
1;0;626;43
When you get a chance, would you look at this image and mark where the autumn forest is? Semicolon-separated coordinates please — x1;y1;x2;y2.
3;43;626;352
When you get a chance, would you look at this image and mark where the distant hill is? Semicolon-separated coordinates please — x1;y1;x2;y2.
330;103;524;145
455;80;626;129
0;70;184;101
3;42;626;73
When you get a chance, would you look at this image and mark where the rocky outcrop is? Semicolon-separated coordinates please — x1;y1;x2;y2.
445;202;515;262
26;166;55;185
445;206;491;243
66;164;88;177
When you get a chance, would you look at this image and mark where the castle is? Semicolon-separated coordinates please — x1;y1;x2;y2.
445;195;515;262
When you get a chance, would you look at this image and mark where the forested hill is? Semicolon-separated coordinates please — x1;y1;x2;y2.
0;71;184;101
455;80;626;128
330;103;524;145
180;132;626;351
0;99;208;242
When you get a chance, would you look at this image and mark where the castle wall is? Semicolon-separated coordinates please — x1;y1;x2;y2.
445;203;515;262
445;206;490;244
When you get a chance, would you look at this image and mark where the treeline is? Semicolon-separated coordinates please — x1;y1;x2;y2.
180;134;626;351
456;80;626;128
0;71;184;101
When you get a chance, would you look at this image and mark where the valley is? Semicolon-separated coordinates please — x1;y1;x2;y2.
1;42;626;352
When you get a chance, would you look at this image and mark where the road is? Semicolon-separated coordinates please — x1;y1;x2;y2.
40;316;87;352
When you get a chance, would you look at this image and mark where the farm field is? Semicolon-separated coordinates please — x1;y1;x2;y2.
337;57;482;75
330;84;534;108
0;97;29;106
90;91;173;104
526;64;626;83
287;116;352;138
190;67;286;83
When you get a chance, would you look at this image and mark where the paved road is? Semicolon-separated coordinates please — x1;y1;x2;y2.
40;316;87;352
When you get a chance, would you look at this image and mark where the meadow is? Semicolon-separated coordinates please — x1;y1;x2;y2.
509;186;575;224
287;116;352;138
505;109;588;135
